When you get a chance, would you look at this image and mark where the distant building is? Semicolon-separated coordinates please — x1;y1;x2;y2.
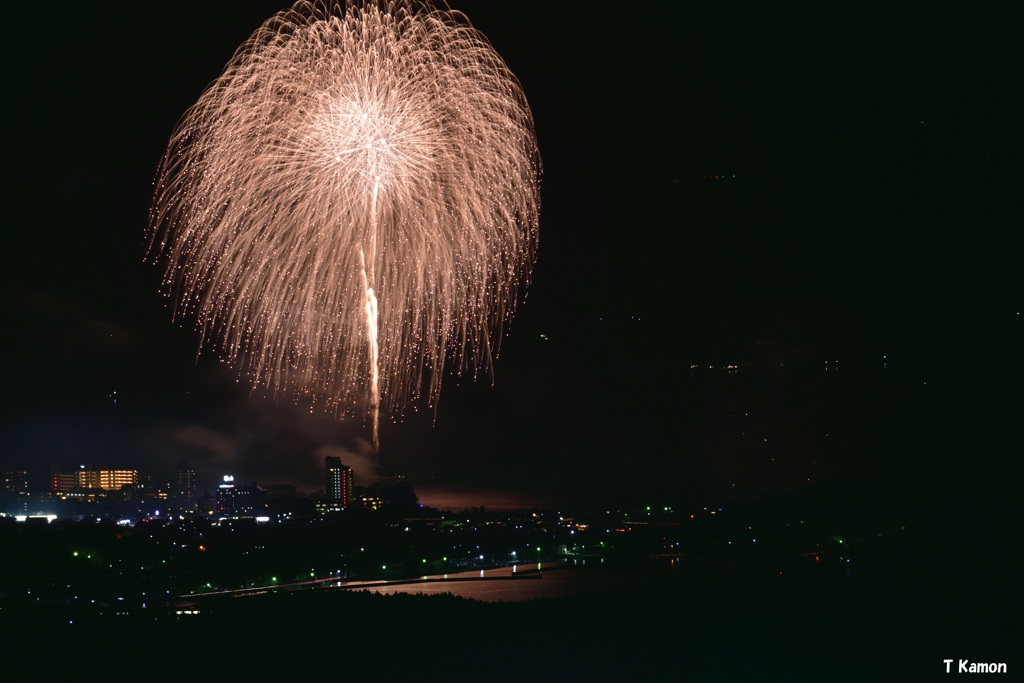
1;470;30;515
2;470;29;494
173;462;198;514
359;495;383;511
197;492;217;517
324;457;353;510
215;475;265;519
315;499;343;514
116;483;169;513
50;466;139;496
263;485;314;520
95;470;139;491
262;484;297;499
52;470;79;493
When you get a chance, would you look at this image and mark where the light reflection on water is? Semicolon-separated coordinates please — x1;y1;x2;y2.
414;488;551;511
350;561;654;603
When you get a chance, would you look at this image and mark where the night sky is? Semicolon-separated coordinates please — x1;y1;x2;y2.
3;1;1020;506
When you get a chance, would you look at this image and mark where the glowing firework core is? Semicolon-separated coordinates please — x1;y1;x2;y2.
149;1;540;445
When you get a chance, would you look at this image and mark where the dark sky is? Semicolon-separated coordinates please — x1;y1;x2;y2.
2;1;1020;505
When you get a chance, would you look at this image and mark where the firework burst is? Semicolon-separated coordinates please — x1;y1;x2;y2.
149;0;540;449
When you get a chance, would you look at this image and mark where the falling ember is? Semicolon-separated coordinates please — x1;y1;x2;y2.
148;0;540;454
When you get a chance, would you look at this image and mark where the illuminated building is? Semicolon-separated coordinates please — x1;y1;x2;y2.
118;483;169;503
174;462;198;514
52;470;79;493
78;469;100;489
325;456;353;510
0;470;30;515
359;496;383;511
315;499;343;514
1;471;28;494
96;470;139;491
215;475;264;519
51;466;139;493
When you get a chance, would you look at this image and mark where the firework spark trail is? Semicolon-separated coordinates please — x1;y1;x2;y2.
361;175;381;453
149;1;540;452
